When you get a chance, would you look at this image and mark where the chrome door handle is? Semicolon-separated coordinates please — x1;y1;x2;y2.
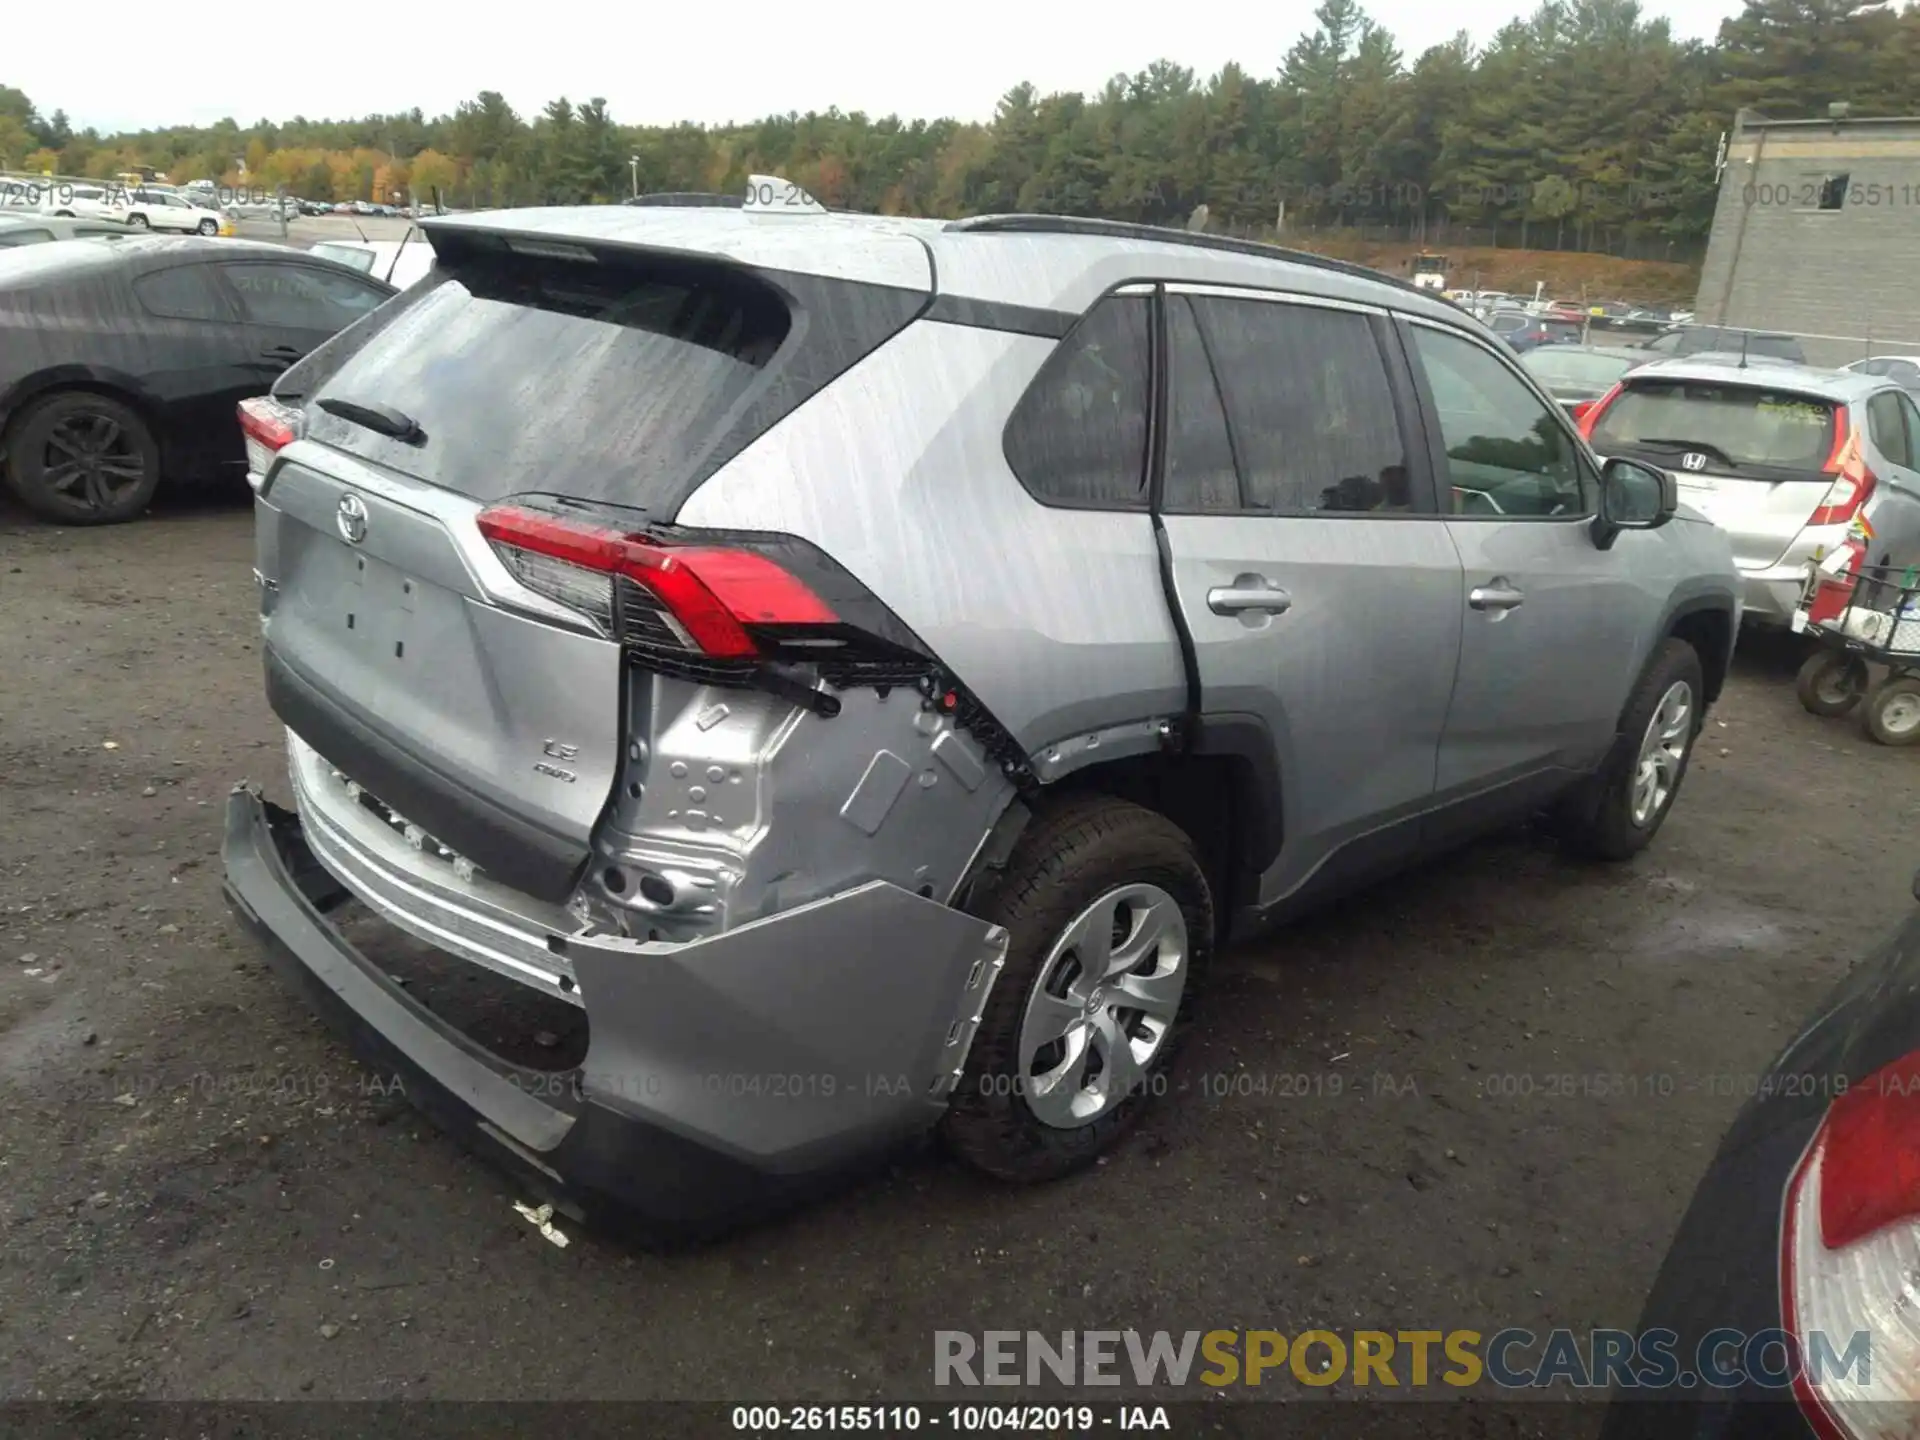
1469;583;1526;611
1208;581;1292;616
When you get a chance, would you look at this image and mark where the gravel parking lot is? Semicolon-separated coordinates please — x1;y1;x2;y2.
3;494;1916;1424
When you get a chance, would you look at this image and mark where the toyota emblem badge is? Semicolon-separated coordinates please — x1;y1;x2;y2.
337;492;369;544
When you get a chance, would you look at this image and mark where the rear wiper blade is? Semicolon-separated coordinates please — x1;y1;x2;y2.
316;396;425;445
1629;438;1736;466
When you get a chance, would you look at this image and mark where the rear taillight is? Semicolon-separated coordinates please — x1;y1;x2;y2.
475;502;837;656
1810;418;1878;528
1783;1047;1920;1437
237;396;302;482
1576;382;1624;440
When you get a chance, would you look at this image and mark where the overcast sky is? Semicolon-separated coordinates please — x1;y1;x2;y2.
16;0;1745;136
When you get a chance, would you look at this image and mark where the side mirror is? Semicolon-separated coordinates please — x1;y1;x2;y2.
1592;457;1677;550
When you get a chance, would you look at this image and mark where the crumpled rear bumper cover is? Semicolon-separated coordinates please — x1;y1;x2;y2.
221;787;1008;1240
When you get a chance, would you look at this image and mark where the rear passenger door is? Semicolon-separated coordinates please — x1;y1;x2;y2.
1156;286;1465;907
1401;319;1657;817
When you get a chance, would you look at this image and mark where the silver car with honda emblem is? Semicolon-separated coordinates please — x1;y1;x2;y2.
223;176;1740;1241
1580;354;1920;624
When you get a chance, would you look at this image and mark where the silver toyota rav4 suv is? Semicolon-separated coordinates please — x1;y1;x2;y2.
223;190;1741;1240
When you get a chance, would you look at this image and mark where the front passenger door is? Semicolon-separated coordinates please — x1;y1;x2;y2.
1404;321;1660;818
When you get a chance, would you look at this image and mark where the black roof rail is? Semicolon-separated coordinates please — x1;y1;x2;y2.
623;192;744;208
942;214;1429;297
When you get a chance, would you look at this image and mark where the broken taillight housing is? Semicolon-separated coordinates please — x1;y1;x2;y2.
475;502;838;657
1810;418;1878;529
237;396;303;486
1782;1047;1920;1436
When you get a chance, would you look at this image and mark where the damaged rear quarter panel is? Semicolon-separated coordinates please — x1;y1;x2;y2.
591;672;1018;938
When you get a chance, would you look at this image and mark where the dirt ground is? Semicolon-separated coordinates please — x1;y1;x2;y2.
3;495;1917;1428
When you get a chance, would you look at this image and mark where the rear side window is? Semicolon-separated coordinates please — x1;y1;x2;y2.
1589;380;1837;473
134;264;231;322
1185;295;1411;514
1003;294;1151;507
306;248;924;511
0;228;52;246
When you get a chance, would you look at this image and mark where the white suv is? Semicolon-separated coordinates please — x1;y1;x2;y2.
124;188;231;236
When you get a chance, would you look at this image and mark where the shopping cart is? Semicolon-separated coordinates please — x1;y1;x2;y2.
1792;541;1920;745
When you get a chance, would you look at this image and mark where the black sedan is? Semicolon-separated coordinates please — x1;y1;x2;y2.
0;236;394;524
1599;876;1920;1438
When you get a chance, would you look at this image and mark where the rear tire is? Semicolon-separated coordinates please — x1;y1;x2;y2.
2;391;161;525
197;218;218;235
1862;675;1920;746
1557;638;1704;861
1796;650;1869;717
941;796;1212;1183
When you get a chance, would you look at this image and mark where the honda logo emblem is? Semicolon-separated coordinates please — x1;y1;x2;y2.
336;492;369;544
1680;453;1709;472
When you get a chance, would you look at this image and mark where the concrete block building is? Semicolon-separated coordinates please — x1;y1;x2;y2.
1695;108;1920;367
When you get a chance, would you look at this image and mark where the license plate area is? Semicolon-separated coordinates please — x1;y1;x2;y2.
337;545;423;663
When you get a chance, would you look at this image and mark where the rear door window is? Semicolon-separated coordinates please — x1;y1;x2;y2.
1588;379;1838;476
1184;294;1412;514
1003;293;1151;507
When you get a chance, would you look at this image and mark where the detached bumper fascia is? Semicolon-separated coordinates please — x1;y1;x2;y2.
221;786;1009;1240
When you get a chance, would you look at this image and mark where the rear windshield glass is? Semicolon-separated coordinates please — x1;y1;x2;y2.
306;251;793;508
1590;380;1838;471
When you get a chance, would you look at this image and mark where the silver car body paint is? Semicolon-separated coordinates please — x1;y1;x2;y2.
235;202;1743;1191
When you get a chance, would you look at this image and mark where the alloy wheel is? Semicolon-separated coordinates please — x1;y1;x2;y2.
1631;681;1693;826
39;411;150;515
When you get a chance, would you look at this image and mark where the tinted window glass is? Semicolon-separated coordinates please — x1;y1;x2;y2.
1162;295;1239;512
1413;326;1587;517
1188;296;1410;513
133;264;231;322
1870;391;1912;467
1003;294;1150;506
309;252;830;506
0;228;53;246
1588;380;1837;474
223;262;384;329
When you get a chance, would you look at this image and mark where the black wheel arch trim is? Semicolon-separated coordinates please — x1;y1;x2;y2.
0;364;165;449
1656;585;1740;707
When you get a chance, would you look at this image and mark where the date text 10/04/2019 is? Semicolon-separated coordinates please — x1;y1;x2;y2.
731;1406;1171;1431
